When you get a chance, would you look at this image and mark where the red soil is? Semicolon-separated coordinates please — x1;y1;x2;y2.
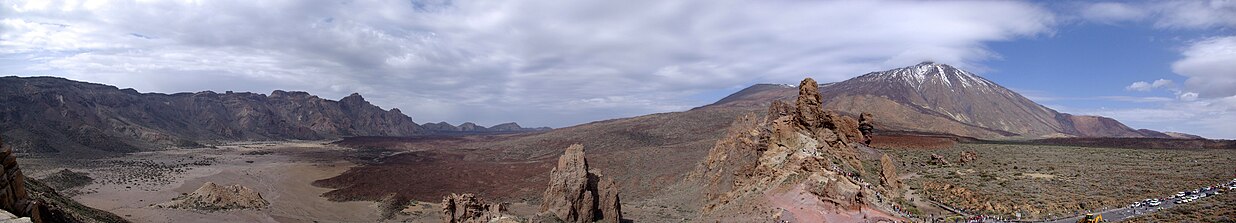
312;150;554;202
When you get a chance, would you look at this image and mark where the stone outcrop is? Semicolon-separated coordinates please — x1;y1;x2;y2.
156;182;269;210
929;153;950;166
879;154;900;194
0;138;38;223
442;193;514;223
0;137;130;223
691;78;904;221
539;144;621;223
794;78;826;128
859;112;874;144
959;151;978;164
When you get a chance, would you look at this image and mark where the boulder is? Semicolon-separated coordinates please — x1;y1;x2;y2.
929;153;951;166
959;151;978;164
442;193;509;223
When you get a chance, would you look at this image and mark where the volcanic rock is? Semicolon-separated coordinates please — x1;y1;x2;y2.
859;112;874;144
794;78;826;128
691;78;903;221
539;144;621;223
596;177;621;223
0;136;130;223
929;153;951;166
0;138;37;222
879;154;900;194
959;151;978;164
442;193;513;223
157;182;269;210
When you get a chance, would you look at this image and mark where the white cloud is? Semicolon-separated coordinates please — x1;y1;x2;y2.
1154;0;1236;29
1124;78;1174;91
1173;36;1236;98
0;0;1056;127
1079;0;1236;29
1080;2;1147;24
1067;95;1236;139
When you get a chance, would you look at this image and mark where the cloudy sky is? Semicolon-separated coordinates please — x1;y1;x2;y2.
2;0;1234;138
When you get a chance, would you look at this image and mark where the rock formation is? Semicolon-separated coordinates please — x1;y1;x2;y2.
441;193;515;223
0;138;38;222
539;144;621;223
879;154;900;194
691;78;904;222
0;136;130;223
929;153;951;166
859;112;874;144
157;182;269;210
959;151;978;164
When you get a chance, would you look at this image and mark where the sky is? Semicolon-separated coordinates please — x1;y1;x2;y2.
1;0;1234;138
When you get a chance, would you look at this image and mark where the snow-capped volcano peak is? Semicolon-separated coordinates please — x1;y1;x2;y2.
855;61;997;91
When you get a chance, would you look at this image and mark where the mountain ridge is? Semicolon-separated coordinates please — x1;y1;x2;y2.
0;76;539;155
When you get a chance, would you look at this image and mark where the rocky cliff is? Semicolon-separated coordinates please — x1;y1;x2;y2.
0;76;423;155
690;78;905;222
0;137;131;223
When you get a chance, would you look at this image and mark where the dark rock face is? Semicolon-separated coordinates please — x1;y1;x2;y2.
0;136;131;223
0;138;37;221
539;144;621;223
0;76;423;154
859;113;874;144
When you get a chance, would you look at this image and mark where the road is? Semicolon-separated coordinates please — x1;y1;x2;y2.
1039;186;1226;223
930;184;1231;223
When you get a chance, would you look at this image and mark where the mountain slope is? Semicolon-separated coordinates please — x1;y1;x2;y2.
706;62;1183;139
0;76;423;155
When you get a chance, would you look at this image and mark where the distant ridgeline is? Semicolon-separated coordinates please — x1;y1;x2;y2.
0;76;546;155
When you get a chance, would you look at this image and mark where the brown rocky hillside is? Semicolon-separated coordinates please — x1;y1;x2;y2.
0;76;422;155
